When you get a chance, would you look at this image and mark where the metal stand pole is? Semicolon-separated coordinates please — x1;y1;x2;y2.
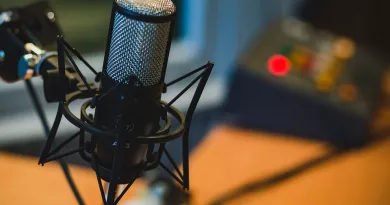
103;182;122;203
25;79;85;205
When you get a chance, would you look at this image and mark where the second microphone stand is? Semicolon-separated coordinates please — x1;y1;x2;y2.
25;79;86;205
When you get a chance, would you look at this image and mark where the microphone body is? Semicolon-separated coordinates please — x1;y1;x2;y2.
92;0;176;182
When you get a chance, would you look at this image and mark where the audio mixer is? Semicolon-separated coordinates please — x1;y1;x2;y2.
224;18;388;147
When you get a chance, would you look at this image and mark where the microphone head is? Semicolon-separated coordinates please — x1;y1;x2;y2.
106;0;176;86
116;0;175;16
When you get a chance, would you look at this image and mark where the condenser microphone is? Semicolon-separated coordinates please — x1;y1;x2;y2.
91;0;176;184
37;0;213;204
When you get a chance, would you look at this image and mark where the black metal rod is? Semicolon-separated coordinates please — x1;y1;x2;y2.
166;69;207;108
43;147;85;163
92;155;107;205
79;130;92;162
37;101;63;164
61;39;99;76
58;161;85;205
26;48;85;204
57;36;67;101
183;63;214;190
145;143;166;170
147;144;155;162
106;137;125;205
47;131;80;158
26;80;85;205
104;184;120;205
25;80;51;133
208;150;343;205
114;177;137;204
164;148;184;180
166;63;210;87
160;162;184;186
62;48;92;92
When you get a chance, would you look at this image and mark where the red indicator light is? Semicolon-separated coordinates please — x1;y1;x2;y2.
267;54;291;76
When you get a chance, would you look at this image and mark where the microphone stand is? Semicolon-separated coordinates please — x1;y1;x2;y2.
103;182;121;203
24;79;85;205
37;36;214;205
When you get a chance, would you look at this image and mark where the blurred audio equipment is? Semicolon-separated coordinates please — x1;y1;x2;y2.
224;19;387;147
298;0;390;56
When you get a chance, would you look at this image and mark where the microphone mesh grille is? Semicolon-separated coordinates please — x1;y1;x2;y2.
106;0;175;86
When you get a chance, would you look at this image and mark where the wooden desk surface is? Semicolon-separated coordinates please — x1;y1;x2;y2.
2;118;390;205
189;126;390;205
2;100;390;205
2;123;390;205
1;126;390;205
0;153;145;205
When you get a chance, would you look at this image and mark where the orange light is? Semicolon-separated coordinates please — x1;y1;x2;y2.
24;69;34;80
315;74;334;92
338;84;358;102
267;54;291;77
333;38;356;59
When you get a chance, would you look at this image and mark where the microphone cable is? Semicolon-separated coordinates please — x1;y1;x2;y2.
208;128;390;205
25;79;85;205
208;149;344;205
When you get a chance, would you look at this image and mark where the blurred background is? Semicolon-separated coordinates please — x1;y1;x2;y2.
0;0;297;156
2;0;390;204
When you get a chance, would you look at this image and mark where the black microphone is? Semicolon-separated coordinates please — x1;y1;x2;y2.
37;0;213;204
91;0;176;183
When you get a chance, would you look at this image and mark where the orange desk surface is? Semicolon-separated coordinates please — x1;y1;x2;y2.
189;126;390;205
1;125;390;205
0;153;145;205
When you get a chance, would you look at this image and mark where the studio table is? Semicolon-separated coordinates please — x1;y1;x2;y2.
1;119;390;205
